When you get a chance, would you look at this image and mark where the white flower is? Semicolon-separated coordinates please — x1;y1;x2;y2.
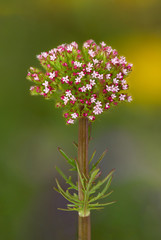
117;73;122;79
86;67;92;72
106;85;112;92
119;94;126;101
49;72;55;79
44;87;49;94
111;94;116;99
106;63;111;71
66;45;73;51
100;41;106;47
86;84;92;90
88;49;95;57
41;52;48;58
91;71;98;78
93;106;103;115
67;119;74;124
93;58;99;64
122;79;127;85
91;96;96;103
63;96;69;105
111;85;116;92
74;61;82;67
122;84;128;90
98;74;103;80
106;74;111;80
42;81;49;88
95;101;102;107
78;71;85;78
119;56;127;65
71;113;78;119
127;96;132;102
50;54;56;61
90;79;96;86
34;75;39;81
83;42;90;48
66;90;72;97
114;86;120;92
88;116;94;120
106;46;113;54
62;75;69;83
49;49;54;54
81;86;86;92
75;77;81;83
88;62;93;68
71;41;78;49
105;103;110;109
111;57;118;65
113;78;119;84
30;86;35;91
122;68;128;75
70;95;76;101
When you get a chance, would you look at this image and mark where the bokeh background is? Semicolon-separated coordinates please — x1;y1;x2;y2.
1;0;161;239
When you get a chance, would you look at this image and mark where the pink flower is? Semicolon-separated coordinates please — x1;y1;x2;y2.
50;54;56;61
127;96;132;102
91;71;98;78
90;79;96;86
49;72;55;80
119;94;126;101
106;63;111;71
67;119;74;124
88;49;95;58
93;59;99;64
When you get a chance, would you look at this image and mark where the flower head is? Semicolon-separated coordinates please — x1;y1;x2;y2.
27;40;133;124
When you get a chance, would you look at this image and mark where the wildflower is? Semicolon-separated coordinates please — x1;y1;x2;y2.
127;96;132;102
81;86;86;92
67;119;74;124
119;94;126;101
27;40;133;124
93;59;99;64
75;77;81;84
106;63;111;71
86;84;92;90
50;54;56;61
71;113;78;119
90;79;96;86
88;49;95;58
91;71;98;78
62;76;69;83
113;78;119;84
106;74;111;80
49;72;55;80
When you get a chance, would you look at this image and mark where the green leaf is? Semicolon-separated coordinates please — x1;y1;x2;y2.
76;163;86;191
89;169;115;194
55;179;81;205
89;150;96;165
90;149;108;173
58;147;77;171
55;166;78;190
89;176;113;203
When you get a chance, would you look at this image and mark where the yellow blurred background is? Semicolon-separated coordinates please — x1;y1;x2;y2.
0;0;161;239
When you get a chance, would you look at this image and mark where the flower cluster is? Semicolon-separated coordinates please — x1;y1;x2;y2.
27;40;133;124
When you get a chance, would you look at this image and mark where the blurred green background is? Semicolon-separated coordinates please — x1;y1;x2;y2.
1;0;161;239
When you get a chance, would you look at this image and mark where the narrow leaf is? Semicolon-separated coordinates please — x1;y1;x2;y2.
89;150;96;165
90;149;108;172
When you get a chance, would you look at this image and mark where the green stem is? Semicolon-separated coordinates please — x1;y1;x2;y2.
78;117;91;240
